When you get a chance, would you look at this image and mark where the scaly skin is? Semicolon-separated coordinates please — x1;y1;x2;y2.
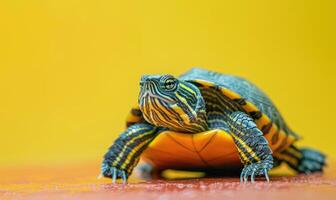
101;123;158;183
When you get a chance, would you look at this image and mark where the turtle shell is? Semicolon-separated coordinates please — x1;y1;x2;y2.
126;68;300;170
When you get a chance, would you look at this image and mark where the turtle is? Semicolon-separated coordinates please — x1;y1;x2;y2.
101;68;326;183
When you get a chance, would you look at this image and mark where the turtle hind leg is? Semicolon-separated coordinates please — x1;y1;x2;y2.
299;148;326;173
277;145;326;174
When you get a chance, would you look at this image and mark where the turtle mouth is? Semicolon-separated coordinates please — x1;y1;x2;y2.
140;90;176;104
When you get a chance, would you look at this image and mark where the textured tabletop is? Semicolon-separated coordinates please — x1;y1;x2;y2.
1;161;335;200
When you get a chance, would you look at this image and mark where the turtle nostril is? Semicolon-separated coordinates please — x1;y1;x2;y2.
140;76;152;90
140;75;150;82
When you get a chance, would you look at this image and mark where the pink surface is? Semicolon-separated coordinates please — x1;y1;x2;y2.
0;161;335;200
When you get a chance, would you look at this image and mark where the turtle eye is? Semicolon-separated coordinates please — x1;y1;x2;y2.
163;78;178;91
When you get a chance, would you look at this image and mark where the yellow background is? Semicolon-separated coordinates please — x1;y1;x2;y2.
0;0;335;166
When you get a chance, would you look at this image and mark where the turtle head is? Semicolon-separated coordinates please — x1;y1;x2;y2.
138;74;207;133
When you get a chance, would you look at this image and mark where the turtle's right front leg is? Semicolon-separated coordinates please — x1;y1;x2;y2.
101;123;158;183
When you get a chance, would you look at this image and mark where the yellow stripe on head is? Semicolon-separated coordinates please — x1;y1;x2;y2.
180;83;197;96
175;93;197;120
170;103;190;124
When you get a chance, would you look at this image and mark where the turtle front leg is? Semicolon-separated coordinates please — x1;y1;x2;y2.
101;123;158;183
227;111;273;183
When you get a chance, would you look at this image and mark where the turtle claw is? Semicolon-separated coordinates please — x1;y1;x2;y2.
240;161;272;183
240;171;244;182
251;170;256;183
122;171;127;184
112;167;117;183
264;169;270;182
243;170;249;183
101;163;129;184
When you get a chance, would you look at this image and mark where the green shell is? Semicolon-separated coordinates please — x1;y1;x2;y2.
179;68;299;140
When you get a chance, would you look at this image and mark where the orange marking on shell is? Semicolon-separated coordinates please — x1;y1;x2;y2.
194;79;214;88
126;114;141;123
255;115;271;130
220;88;242;100
241;102;259;112
125;104;143;128
263;122;294;153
